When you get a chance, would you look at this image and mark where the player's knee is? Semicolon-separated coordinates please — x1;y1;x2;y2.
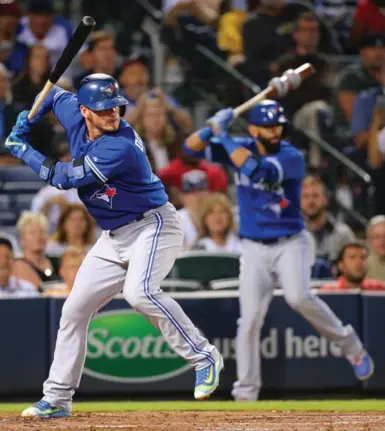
284;290;312;311
123;289;149;310
60;301;90;325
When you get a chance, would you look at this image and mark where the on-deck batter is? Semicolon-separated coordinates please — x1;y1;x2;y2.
5;74;223;418
184;100;374;401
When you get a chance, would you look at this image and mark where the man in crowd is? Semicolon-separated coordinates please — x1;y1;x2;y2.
334;33;385;133
0;237;40;298
320;241;385;291
301;175;355;262
366;215;385;282
273;12;332;168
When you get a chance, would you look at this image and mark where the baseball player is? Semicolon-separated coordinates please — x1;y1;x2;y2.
184;100;374;401
5;74;223;418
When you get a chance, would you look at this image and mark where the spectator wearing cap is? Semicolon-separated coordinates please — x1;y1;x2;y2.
0;237;40;298
157;152;228;210
178;170;210;249
16;0;73;73
333;33;385;133
73;30;119;90
320;241;385;291
366;215;385;281
0;0;29;75
118;55;193;133
351;0;385;45
194;193;242;253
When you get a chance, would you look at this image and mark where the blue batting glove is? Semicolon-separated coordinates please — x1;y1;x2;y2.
51;171;71;190
5;132;30;159
207;108;234;134
13;110;32;135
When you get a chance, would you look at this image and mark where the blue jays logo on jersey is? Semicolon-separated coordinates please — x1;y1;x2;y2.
102;83;117;97
91;184;117;208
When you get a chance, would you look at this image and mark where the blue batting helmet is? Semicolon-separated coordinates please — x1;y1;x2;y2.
249;100;287;127
77;73;129;111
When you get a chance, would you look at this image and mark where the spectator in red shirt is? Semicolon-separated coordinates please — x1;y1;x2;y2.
320;241;385;291
157;153;229;209
351;0;385;45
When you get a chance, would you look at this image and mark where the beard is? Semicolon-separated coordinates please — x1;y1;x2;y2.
345;272;366;285
259;136;281;154
305;208;325;222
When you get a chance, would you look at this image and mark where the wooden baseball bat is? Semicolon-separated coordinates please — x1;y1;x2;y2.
232;63;315;118
28;16;96;120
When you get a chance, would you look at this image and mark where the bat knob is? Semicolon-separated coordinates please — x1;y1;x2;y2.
283;68;302;90
82;16;96;27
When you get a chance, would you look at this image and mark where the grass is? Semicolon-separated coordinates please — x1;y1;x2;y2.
0;400;383;413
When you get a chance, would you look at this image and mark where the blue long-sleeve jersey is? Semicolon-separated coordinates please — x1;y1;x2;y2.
31;87;167;230
184;136;305;240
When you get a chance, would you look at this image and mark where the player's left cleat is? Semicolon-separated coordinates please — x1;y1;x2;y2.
352;353;374;381
21;400;70;419
194;352;224;400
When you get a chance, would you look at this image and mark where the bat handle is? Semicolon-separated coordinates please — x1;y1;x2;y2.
232;87;271;119
28;81;55;120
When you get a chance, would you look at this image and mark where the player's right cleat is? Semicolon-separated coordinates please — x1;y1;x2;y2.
21;400;70;419
194;353;224;400
352;353;375;381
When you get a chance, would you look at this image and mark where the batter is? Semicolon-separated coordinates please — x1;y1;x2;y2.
5;74;223;418
184;100;374;401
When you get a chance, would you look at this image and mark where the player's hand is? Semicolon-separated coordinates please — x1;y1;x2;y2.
13;110;32;135
5;131;30;159
207;108;234;135
50;162;71;190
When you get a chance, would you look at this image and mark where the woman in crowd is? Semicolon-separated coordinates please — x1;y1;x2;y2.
12;212;59;289
46;204;96;257
195;193;243;253
129;91;181;172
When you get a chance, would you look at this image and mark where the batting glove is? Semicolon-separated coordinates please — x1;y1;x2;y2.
207;108;234;134
13;110;32;135
5;132;31;159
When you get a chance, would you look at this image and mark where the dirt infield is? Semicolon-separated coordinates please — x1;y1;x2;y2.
0;411;384;431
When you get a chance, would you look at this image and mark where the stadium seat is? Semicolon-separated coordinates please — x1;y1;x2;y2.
13;194;35;212
0;166;42;182
169;251;240;286
160;279;204;292
0;194;10;211
2;181;43;193
0;211;17;226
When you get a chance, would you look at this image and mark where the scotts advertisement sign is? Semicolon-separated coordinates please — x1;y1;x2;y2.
83;310;191;383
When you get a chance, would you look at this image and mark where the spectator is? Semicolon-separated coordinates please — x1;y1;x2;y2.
311;253;334;279
366;215;385;281
12;212;59;289
129;91;181;172
46;204;96;257
351;0;385;45
320;241;385;290
119;56;193;132
73;30;119;89
0;63;18;159
272;12;332;168
0;0;28;75
44;248;84;297
0;237;39;298
158;152;228;209
178;170;210;249
17;0;73;72
333;33;385;132
243;0;337;87
301;175;355;261
163;0;221;27
195;192;242;253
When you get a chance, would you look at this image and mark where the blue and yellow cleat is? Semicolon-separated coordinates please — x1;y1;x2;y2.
21;400;70;419
352;353;375;381
194;353;224;400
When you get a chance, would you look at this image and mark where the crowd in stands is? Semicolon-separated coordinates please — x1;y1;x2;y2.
1;0;385;298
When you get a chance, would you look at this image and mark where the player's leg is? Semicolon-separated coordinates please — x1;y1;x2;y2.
121;204;223;399
232;239;275;401
22;233;126;418
277;231;373;380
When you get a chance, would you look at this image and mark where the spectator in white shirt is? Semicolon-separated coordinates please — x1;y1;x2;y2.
0;236;39;298
178;170;210;249
17;0;73;73
195;193;243;254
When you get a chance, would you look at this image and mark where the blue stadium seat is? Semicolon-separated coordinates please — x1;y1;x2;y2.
0;195;10;211
0;211;17;226
13;194;35;212
0;166;42;182
3;181;43;193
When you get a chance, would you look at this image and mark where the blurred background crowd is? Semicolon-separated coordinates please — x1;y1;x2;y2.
1;0;385;298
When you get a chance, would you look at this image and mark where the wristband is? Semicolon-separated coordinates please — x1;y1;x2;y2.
198;127;213;142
